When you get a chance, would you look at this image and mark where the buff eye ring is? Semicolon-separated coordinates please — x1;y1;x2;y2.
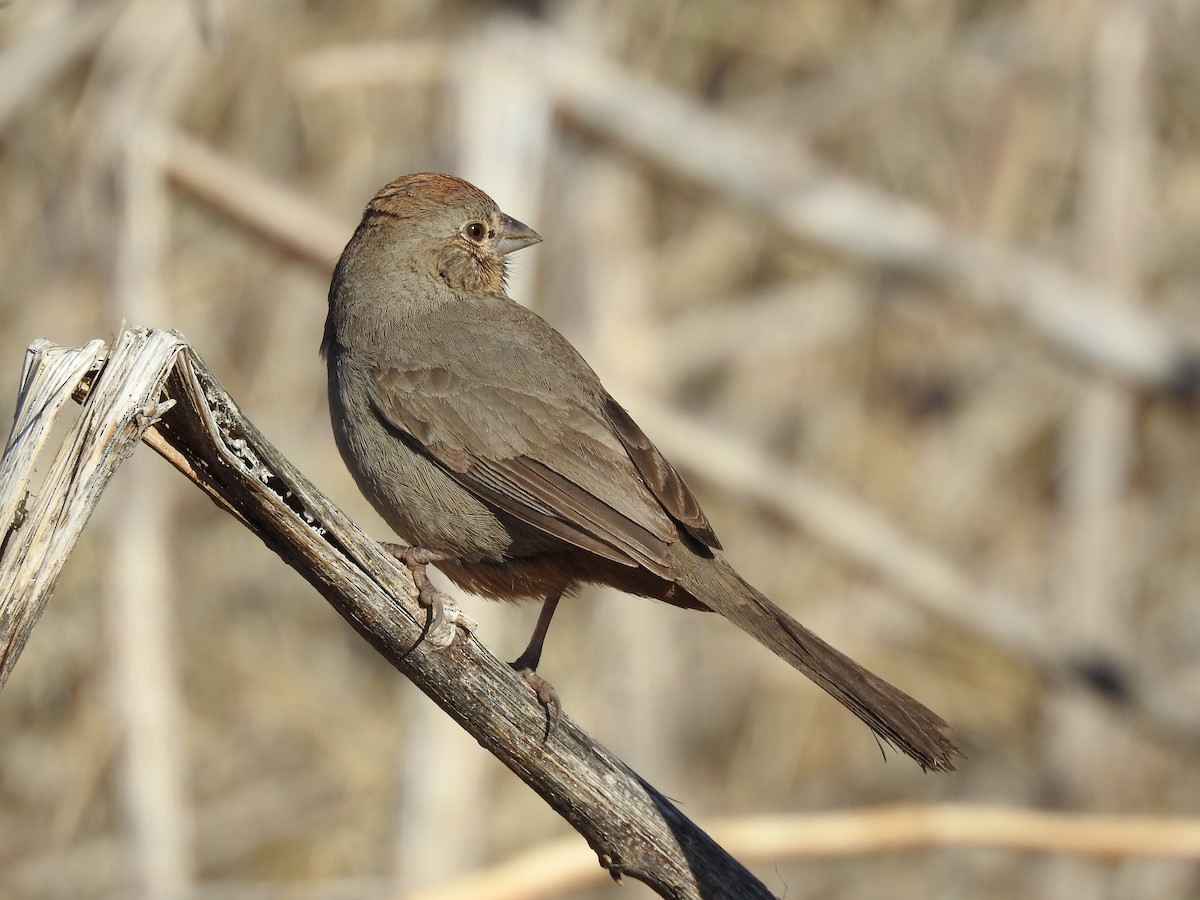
464;222;487;242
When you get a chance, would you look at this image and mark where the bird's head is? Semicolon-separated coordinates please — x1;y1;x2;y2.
358;172;541;294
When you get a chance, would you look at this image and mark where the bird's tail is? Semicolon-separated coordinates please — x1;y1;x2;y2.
677;552;959;771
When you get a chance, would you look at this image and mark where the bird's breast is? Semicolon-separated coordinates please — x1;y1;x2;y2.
325;349;515;562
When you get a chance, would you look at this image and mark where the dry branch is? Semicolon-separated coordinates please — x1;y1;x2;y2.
611;386;1200;746
502;20;1197;395
0;2;112;131
414;804;1200;900
0;327;776;900
0;333;159;689
153;125;349;268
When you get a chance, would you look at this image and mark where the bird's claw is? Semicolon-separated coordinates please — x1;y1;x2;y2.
512;664;561;740
383;543;450;634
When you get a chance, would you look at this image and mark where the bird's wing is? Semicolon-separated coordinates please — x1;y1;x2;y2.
368;361;687;578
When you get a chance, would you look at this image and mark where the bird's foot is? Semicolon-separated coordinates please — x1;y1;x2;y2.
382;543;450;634
511;660;561;740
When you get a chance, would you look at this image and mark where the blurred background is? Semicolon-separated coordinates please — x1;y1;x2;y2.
3;0;1200;897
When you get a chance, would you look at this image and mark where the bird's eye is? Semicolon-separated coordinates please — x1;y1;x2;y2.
464;222;487;242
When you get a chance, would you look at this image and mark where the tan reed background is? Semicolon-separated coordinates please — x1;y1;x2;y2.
2;1;1200;898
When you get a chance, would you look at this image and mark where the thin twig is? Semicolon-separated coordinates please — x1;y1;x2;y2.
152;125;350;268
1044;3;1154;895
108;118;194;897
501;20;1197;394
0;2;112;131
411;803;1200;900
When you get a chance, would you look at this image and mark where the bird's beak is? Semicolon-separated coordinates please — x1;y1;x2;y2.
496;214;542;256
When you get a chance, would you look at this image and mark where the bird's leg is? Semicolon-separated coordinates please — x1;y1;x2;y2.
511;593;562;736
382;544;449;633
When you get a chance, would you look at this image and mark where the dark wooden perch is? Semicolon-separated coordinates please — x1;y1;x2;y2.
0;325;779;900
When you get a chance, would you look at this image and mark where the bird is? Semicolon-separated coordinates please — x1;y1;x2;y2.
321;172;959;771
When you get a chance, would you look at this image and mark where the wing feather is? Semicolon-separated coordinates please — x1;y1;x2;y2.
368;365;682;578
602;398;720;549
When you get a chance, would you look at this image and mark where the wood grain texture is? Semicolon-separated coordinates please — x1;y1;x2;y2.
0;329;177;690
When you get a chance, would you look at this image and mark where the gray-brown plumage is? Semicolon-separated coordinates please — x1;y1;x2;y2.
322;172;959;771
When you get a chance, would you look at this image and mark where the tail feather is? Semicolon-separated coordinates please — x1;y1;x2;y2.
679;554;960;772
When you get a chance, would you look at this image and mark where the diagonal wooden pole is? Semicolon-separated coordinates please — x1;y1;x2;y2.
0;326;778;900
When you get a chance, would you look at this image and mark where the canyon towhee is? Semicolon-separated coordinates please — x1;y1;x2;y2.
322;173;958;771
